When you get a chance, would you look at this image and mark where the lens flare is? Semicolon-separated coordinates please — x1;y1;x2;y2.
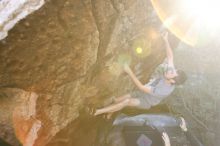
133;38;152;58
136;47;143;54
182;0;220;30
151;0;220;46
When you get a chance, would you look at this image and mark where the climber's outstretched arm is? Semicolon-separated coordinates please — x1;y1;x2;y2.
124;64;151;94
162;32;174;67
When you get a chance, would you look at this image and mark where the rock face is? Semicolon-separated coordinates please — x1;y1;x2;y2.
1;0;218;146
0;88;40;146
0;0;220;146
0;88;21;146
168;41;220;146
0;0;165;146
0;0;45;40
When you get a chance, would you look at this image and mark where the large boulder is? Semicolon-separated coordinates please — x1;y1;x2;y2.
168;41;220;146
0;0;45;40
1;0;219;146
0;0;164;146
0;88;40;146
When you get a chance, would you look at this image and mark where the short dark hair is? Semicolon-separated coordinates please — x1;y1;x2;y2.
173;70;187;85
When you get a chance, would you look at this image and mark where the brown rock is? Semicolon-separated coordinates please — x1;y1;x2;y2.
0;0;164;146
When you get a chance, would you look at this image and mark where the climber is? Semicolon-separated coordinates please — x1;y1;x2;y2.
92;32;187;118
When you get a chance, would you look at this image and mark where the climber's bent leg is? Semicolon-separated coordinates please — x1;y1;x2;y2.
94;97;140;116
113;94;131;103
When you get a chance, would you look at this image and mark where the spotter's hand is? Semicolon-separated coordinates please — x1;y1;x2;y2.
162;132;171;146
180;117;188;132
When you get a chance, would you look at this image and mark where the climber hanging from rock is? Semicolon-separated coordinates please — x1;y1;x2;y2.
90;32;187;119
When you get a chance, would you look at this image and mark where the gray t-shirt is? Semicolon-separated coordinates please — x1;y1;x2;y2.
147;77;174;105
131;61;175;109
145;60;175;105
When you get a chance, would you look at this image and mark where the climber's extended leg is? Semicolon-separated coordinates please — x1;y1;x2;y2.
94;96;140;116
113;94;131;103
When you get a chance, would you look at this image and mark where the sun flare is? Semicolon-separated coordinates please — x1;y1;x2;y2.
151;0;220;46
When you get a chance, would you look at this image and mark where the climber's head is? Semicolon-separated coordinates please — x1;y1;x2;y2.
173;69;187;85
165;69;187;85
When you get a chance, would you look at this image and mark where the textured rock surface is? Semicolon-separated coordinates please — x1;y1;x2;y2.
0;0;219;146
0;88;40;146
0;0;45;40
168;41;220;146
0;0;164;146
0;88;21;146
